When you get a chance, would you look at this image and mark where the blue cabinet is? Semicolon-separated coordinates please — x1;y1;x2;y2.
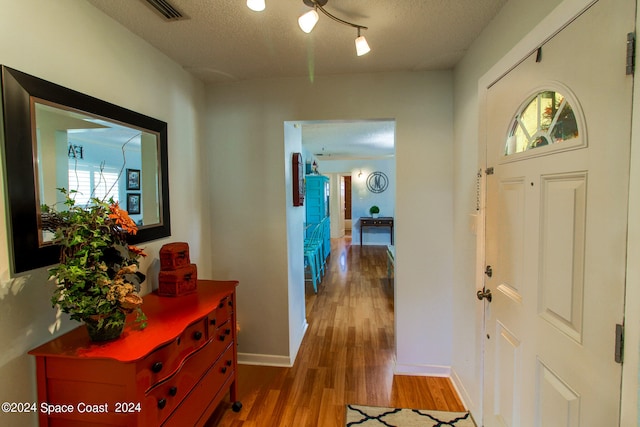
305;175;330;259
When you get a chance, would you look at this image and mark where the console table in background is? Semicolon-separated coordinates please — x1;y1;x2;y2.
29;280;240;427
359;217;394;247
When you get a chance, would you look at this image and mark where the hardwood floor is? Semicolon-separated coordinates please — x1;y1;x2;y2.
207;237;465;426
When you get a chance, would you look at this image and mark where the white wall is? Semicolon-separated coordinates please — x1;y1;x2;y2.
204;72;454;372
284;123;308;363
0;1;206;425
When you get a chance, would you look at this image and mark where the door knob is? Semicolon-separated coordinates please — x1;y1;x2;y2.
477;288;492;303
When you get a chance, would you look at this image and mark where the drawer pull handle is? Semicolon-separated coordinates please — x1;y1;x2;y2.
152;362;163;373
169;386;178;397
193;331;203;340
219;335;226;342
218;302;224;309
221;366;228;374
225;328;231;335
228;300;233;307
226;360;232;367
157;398;167;409
210;318;216;326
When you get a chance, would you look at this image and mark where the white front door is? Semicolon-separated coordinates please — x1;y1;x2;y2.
481;0;635;425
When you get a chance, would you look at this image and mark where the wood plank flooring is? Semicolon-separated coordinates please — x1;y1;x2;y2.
206;237;465;426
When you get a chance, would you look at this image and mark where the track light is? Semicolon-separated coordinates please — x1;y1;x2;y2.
246;0;265;12
298;9;319;33
298;0;371;56
355;28;370;56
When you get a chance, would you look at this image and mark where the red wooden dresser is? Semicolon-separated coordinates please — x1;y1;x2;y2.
29;280;240;426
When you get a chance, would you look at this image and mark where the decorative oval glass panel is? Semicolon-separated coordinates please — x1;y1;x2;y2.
505;90;579;155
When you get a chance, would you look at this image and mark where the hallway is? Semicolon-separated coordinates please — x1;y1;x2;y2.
208;237;464;426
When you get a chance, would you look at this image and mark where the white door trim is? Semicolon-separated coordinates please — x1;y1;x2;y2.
621;4;640;426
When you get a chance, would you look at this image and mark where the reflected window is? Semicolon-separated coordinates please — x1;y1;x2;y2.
505;90;579;155
67;168;120;206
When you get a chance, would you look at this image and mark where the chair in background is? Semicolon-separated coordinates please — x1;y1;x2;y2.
304;223;323;293
318;216;330;272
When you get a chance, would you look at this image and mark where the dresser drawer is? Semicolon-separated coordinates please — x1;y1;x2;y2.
136;317;208;390
162;345;235;427
143;340;233;426
210;294;233;328
212;319;233;354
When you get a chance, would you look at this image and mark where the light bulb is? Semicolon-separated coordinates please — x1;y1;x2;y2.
246;0;265;12
298;9;319;33
355;35;370;56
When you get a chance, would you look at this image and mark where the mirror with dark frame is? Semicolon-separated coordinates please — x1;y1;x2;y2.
1;66;171;274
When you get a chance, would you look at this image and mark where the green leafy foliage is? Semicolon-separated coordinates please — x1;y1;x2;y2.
44;188;147;332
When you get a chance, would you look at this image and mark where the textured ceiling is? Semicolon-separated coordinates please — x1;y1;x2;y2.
85;0;507;159
302;120;396;160
86;0;507;83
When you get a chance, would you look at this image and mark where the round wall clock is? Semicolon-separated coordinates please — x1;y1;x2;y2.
366;171;389;193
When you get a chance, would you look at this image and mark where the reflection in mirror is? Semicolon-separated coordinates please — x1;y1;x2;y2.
1;65;170;274
34;100;161;244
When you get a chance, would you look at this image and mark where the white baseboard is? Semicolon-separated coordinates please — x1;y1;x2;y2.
289;320;308;362
237;352;294;367
394;363;451;377
450;367;474;412
238;321;308;368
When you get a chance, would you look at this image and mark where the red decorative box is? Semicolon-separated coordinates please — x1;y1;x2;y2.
158;264;198;296
159;242;190;270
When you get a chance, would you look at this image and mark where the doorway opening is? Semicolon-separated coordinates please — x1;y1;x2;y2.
286;118;396;312
343;175;352;235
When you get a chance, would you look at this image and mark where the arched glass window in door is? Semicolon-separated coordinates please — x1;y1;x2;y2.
505;90;579;155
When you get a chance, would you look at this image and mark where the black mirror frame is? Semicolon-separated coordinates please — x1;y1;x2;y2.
1;65;171;274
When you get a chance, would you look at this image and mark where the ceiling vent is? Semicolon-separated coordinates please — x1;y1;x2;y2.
143;0;185;21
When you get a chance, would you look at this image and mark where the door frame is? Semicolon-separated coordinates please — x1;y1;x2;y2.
327;173;345;238
476;0;638;424
623;3;640;425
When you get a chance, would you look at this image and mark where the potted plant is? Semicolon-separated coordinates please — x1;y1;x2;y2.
369;205;380;218
42;188;147;342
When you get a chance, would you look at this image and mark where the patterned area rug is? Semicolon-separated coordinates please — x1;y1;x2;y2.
345;404;476;427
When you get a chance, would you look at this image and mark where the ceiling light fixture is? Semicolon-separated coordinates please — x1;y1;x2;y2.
298;0;371;56
298;9;319;33
246;0;265;12
355;27;371;56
